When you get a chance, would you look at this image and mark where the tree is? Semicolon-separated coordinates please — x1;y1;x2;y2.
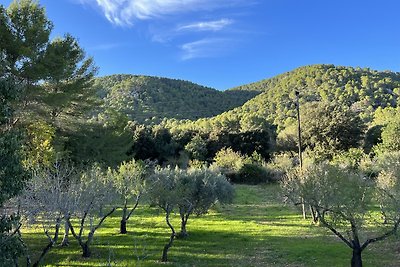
148;166;234;262
282;163;400;267
212;147;250;176
148;167;179;262
300;101;365;160
2;0;97;110
184;134;207;161
1;0;97;165
128;123;158;161
376;117;400;152
66;165;118;258
22;119;56;169
109;159;148;234
0;78;28;266
176;167;233;238
20;161;76;267
2;0;52;83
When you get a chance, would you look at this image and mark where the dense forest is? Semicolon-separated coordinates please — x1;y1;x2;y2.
93;74;259;123
2;1;400;267
168;64;400;131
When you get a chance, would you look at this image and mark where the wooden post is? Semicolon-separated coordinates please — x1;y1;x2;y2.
295;91;306;219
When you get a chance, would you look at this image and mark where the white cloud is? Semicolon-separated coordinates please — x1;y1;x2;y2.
180;38;231;60
80;0;245;26
76;0;252;60
177;19;234;32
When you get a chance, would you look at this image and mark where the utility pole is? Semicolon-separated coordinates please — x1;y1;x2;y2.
295;91;303;169
295;91;306;219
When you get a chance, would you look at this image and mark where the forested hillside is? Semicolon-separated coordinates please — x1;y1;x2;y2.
93;74;259;123
167;64;400;132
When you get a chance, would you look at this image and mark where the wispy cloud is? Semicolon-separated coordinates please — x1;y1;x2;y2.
180;38;232;60
76;0;254;60
151;18;234;43
177;19;234;32
79;0;246;26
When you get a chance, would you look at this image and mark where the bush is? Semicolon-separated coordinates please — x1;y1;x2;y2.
232;163;272;184
331;148;366;170
213;147;251;173
266;153;295;181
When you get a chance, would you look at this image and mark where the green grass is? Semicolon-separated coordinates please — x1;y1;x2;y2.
20;184;400;266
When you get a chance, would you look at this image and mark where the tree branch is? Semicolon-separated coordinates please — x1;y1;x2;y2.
126;195;140;221
93;207;116;232
361;217;400;251
317;210;353;249
78;210;89;238
66;217;79;241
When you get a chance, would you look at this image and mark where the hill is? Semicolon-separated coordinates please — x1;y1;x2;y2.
92;74;260;123
165;64;400;133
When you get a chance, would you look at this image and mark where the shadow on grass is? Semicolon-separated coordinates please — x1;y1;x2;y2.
22;226;354;267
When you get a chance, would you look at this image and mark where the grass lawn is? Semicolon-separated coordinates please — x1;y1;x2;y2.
20;184;400;266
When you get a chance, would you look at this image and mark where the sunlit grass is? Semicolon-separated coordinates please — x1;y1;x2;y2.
19;184;400;266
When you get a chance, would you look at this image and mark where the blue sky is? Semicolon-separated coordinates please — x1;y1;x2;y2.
2;0;400;90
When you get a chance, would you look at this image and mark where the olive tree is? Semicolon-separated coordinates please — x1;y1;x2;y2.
148;167;234;262
108;159;148;234
148;167;179;262
176;167;233;238
282;163;400;267
20;161;76;267
66;165;118;258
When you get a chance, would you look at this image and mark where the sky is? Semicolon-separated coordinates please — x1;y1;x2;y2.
2;0;400;90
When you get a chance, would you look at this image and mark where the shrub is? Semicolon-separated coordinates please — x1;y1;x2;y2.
213;147;250;173
233;163;271;184
266;153;295;181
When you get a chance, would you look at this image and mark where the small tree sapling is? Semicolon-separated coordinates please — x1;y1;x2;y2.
109;159;148;234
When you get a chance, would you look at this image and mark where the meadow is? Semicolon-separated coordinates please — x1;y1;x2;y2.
20;184;400;267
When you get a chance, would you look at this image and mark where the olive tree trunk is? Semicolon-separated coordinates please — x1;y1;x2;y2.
32;218;61;267
161;208;175;262
60;220;70;246
120;196;140;234
67;207;116;258
178;213;190;238
351;248;362;267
